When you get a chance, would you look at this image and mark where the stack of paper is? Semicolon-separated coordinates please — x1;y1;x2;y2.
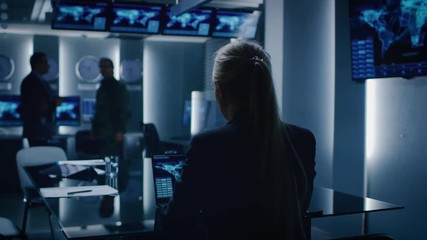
58;159;105;166
40;185;118;198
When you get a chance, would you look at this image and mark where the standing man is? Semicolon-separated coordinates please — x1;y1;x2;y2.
20;52;58;146
92;58;130;158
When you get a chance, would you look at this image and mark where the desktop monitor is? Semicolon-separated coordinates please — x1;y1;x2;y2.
56;96;81;126
161;8;213;37
211;10;261;39
81;97;96;122
110;2;163;34
0;95;22;126
51;0;110;32
190;91;225;135
349;0;427;81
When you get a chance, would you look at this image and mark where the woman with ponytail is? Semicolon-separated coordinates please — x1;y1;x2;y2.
160;40;316;240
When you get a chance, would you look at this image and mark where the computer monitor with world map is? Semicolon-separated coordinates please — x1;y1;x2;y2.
349;0;427;81
51;0;110;32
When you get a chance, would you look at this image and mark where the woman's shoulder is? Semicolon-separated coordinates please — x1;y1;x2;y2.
283;123;315;140
282;123;316;154
190;124;239;147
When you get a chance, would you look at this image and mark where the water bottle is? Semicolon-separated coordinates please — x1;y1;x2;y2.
105;156;119;189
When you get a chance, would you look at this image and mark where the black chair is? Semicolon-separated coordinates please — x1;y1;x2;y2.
16;146;67;236
75;130;104;159
141;123;162;157
141;123;184;157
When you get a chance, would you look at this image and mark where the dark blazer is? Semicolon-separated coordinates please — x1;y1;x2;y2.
20;72;56;140
160;113;316;239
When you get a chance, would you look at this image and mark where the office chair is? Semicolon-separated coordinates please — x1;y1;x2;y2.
16;146;68;233
74;130;103;159
141;123;163;157
21;138;30;149
0;217;26;240
141;123;184;157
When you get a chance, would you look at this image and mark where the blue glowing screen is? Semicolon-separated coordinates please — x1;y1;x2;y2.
110;3;162;34
52;0;109;31
56;96;80;126
0;95;22;126
349;0;427;81
152;154;185;203
162;8;212;36
211;10;261;39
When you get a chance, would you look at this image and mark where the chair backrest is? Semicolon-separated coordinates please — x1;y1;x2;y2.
142;123;162;157
74;130;103;159
0;217;22;238
16;146;68;190
22;138;30;148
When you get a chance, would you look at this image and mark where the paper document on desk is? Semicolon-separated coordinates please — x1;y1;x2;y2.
40;185;118;198
58;159;105;166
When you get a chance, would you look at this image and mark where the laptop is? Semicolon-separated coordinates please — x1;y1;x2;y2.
151;154;186;208
38;163;98;180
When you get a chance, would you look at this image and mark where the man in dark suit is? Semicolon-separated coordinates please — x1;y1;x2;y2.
20;52;58;146
91;58;130;158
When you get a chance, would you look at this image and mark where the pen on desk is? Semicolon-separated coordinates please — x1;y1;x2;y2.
67;189;92;195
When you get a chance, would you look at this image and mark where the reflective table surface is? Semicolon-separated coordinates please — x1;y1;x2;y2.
25;161;157;239
25;162;403;239
308;186;403;218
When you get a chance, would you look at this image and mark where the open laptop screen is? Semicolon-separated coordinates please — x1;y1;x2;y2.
151;154;186;205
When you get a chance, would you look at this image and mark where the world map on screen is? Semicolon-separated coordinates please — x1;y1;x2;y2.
358;0;427;57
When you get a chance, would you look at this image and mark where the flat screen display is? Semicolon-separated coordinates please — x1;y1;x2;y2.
152;154;186;204
51;0;109;31
110;3;163;34
56;96;80;126
81;97;96;122
0;95;22;126
162;8;212;37
349;0;427;81
211;10;261;39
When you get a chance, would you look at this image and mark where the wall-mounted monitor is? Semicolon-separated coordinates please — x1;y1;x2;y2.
211;10;261;39
56;96;81;126
51;0;109;31
349;0;427;81
82;97;96;122
110;2;163;34
0;95;22;126
161;8;213;37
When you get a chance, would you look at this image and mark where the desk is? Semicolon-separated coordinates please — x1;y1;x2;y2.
307;186;403;237
308;186;403;217
25;163;157;240
25;163;403;239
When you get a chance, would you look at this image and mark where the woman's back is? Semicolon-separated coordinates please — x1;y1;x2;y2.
161;113;316;239
160;40;316;240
